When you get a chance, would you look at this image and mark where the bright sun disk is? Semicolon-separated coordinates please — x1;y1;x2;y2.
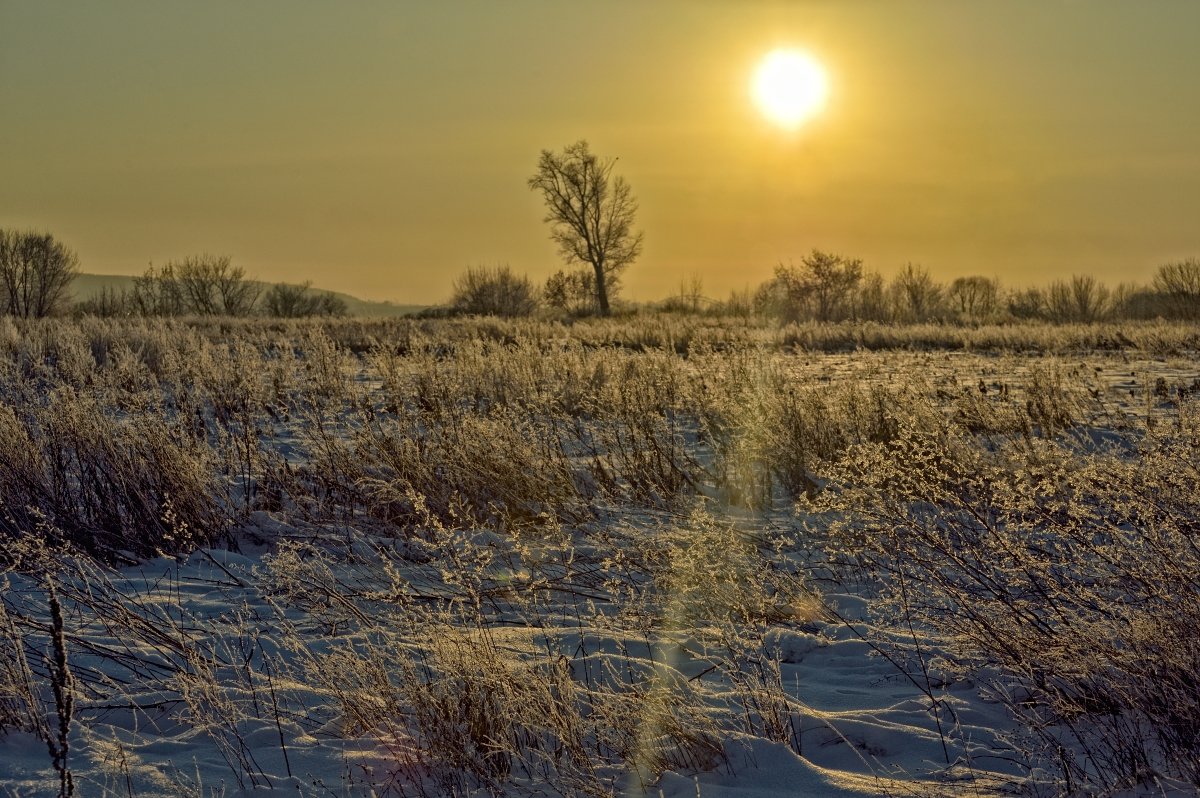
752;48;829;129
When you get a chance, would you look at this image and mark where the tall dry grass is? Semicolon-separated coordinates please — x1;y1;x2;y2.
817;399;1200;792
0;314;1197;794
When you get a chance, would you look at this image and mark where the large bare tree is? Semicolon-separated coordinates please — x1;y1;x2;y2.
528;141;642;316
0;229;80;318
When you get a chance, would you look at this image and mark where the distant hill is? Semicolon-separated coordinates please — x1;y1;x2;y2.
70;274;425;318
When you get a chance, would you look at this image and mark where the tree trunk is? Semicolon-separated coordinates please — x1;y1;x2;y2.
594;263;611;316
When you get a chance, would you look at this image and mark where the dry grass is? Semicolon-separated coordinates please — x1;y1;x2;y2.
817;403;1200;791
0;314;1197;795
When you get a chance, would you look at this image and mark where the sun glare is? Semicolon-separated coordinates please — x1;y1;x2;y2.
752;48;829;129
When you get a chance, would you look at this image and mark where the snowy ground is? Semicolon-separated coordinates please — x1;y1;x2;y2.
2;348;1198;797
0;533;1017;797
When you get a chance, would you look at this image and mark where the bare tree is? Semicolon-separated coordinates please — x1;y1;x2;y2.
1008;287;1047;320
1111;282;1161;321
0;230;80;318
528;141;643;316
855;271;889;321
1153;258;1200;319
660;274;707;313
806;251;862;321
127;256;260;316
450;265;539;317
171;254;260;316
890;263;944;322
264;282;348;318
679;273;706;313
213;262;262;317
130;263;186;316
74;286;132;318
175;258;221;315
1046;274;1111;323
772;250;863;322
947;275;1000;321
721;285;754;318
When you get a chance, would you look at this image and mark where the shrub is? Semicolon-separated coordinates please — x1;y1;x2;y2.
263;282;347;318
450;265;539;317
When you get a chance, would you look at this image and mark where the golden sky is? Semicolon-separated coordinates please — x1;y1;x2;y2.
3;1;1199;304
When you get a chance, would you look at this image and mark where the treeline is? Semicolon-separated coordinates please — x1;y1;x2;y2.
445;253;1200;323
0;229;346;319
747;252;1200;324
7;226;1200;324
77;255;347;319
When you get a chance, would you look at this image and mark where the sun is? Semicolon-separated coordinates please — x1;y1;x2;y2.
751;48;830;129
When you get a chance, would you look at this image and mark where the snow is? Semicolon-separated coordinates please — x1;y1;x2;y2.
3;346;1198;797
0;533;1016;797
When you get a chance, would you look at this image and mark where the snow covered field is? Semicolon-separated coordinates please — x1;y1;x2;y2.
0;522;1009;797
1;317;1198;796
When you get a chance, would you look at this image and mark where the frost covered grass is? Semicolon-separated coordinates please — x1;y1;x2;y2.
0;315;1198;796
817;405;1200;792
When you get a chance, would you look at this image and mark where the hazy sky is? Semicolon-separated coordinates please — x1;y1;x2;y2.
3;2;1199;304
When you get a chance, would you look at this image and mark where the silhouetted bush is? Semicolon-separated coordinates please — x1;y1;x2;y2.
264;282;347;318
449;265;539;317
